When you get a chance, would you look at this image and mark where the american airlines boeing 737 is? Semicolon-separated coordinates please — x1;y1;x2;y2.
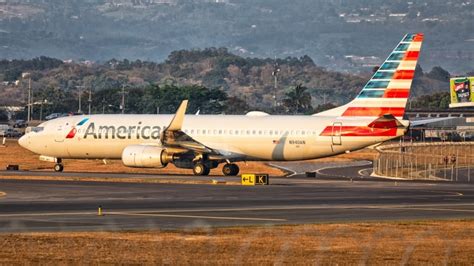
19;33;424;176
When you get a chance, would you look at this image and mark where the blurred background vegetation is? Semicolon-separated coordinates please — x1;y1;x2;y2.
0;49;468;121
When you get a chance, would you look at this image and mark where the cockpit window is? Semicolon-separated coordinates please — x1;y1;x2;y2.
26;127;44;134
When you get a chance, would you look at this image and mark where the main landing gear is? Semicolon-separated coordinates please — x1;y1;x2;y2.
192;161;240;176
54;158;64;172
193;162;210;176
222;163;239;176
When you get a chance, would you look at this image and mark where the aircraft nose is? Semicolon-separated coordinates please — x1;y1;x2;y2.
18;134;29;149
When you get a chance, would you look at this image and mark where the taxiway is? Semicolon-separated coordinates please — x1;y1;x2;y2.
1;166;474;232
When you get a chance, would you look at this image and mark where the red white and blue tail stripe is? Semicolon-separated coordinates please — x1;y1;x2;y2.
316;33;423;120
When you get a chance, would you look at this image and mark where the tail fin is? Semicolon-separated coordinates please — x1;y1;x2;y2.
315;33;424;119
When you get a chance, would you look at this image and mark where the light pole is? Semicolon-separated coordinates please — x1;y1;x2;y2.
102;97;106;114
271;61;280;108
88;87;92;115
21;72;32;122
119;84;127;114
77;86;85;114
39;99;48;121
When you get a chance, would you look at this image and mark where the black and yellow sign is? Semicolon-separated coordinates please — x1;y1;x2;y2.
241;174;269;186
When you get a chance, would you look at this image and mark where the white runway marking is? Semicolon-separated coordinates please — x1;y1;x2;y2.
268;163;297;177
315;160;373;178
0;202;471;220
107;212;287;222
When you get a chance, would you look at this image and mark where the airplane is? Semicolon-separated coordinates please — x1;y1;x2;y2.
19;33;424;176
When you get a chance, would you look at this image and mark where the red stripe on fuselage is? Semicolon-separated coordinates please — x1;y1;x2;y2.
342;107;405;117
320;126;398;137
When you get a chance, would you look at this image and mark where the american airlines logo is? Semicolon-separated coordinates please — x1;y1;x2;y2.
66;118;89;139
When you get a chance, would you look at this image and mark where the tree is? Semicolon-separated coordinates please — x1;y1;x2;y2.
35;87;77;115
411;92;450;110
282;84;313;114
313;103;337;113
224;96;249;114
141;84;228;114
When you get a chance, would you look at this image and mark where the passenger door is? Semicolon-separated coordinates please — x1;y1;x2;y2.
331;122;342;145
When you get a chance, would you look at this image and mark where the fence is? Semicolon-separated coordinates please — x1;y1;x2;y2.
374;142;474;182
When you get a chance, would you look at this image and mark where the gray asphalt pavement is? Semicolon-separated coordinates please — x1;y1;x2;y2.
435;167;474;183
1;165;474;232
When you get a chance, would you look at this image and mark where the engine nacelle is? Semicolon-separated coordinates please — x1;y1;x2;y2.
122;145;169;168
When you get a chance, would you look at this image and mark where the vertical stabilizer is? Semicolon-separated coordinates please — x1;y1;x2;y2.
315;33;424;119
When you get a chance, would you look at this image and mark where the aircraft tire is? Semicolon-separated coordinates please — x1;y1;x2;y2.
223;163;239;176
193;162;209;176
54;163;64;172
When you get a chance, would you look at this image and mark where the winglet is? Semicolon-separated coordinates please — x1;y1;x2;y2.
167;100;188;131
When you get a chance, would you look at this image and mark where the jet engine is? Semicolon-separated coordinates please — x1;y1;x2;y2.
121;145;170;168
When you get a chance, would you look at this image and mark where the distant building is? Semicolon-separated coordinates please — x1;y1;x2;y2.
344;55;381;67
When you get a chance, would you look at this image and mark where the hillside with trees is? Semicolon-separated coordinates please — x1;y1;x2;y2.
0;49;466;118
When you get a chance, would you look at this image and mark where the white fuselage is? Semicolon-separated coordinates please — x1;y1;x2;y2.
19;114;402;161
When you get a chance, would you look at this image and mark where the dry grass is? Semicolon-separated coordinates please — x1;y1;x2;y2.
0;139;284;177
1;220;474;264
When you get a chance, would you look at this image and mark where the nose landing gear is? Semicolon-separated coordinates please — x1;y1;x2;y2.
54;163;64;172
53;158;63;172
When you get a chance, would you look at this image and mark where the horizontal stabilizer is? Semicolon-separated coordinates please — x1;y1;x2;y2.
410;117;456;127
368;114;404;129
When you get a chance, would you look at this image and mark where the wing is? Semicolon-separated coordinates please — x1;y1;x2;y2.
161;100;244;160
